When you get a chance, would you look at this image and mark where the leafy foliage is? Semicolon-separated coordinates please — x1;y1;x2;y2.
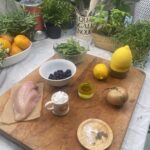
0;44;7;66
42;0;75;27
103;0;137;13
113;21;150;68
0;8;36;38
90;3;128;36
54;38;86;55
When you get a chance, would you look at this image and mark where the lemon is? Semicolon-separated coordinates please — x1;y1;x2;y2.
14;35;31;50
110;45;132;72
93;63;109;80
0;38;11;52
9;42;22;56
0;34;13;43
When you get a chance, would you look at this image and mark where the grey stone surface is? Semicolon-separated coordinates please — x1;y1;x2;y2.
0;0;18;13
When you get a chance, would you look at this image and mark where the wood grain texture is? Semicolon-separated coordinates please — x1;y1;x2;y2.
0;54;146;150
92;33;117;52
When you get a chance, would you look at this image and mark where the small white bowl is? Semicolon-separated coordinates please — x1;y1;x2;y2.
39;59;76;87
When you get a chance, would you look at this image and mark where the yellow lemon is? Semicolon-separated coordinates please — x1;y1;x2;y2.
0;34;13;43
110;45;132;72
14;35;31;50
9;42;22;56
0;38;11;52
93;63;109;80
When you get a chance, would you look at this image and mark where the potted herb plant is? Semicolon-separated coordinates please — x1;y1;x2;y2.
113;20;150;68
62;0;75;29
0;44;8;67
42;0;75;39
0;8;36;39
90;3;129;52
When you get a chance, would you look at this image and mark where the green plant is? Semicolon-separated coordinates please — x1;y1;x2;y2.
54;38;86;55
42;0;75;27
113;21;150;68
0;8;36;38
90;3;128;36
103;0;137;13
0;44;8;66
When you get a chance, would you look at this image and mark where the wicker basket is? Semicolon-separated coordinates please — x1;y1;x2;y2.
92;32;118;52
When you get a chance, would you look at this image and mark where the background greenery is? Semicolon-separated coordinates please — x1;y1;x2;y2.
0;44;8;66
113;21;150;68
0;8;36;38
90;3;128;36
42;0;74;27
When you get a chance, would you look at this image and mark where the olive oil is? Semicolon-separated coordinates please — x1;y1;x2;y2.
78;82;94;99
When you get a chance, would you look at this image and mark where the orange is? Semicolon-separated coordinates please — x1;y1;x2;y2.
14;35;31;50
9;42;22;56
0;38;11;52
0;34;13;43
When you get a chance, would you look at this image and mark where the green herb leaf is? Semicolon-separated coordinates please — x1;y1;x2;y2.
0;8;36;38
0;44;7;66
54;38;87;55
42;0;75;27
113;21;150;68
90;3;129;36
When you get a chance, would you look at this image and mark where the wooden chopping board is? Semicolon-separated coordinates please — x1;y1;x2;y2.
0;54;146;150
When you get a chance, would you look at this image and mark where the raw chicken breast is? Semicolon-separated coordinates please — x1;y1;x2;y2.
13;81;41;121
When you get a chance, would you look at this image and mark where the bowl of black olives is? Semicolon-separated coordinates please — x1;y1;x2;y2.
39;59;76;87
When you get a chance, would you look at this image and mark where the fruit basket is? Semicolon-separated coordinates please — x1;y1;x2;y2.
0;35;32;68
2;44;32;68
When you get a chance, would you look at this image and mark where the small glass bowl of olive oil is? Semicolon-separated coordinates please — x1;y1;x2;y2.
78;82;95;99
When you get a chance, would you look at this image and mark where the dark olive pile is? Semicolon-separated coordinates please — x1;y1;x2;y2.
48;69;72;80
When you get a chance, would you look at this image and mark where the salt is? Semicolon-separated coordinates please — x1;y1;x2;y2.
83;125;97;145
51;91;68;104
